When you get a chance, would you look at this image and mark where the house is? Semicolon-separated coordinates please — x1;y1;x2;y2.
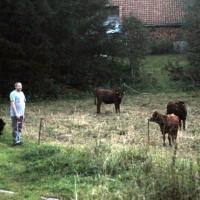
106;0;188;42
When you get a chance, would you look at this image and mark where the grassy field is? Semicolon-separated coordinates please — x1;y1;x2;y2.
0;54;200;200
0;91;200;200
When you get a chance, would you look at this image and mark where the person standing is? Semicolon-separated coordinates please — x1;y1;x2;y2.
10;82;26;145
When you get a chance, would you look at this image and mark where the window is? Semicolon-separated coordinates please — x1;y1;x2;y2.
104;6;120;34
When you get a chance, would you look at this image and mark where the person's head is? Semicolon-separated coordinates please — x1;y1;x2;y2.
15;82;22;92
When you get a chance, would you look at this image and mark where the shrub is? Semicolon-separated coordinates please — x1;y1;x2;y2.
164;61;200;89
150;38;173;55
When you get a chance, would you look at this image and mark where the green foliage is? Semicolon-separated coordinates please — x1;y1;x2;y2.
149;38;173;55
0;0;52;97
32;78;63;99
165;60;200;89
184;0;200;68
121;16;148;83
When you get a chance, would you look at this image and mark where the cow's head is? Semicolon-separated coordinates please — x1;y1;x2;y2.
177;101;186;108
149;111;160;122
177;101;187;115
114;82;125;97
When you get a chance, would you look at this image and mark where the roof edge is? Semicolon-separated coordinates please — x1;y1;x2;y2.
145;23;182;28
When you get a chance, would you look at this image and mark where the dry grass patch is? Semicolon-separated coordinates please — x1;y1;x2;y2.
26;94;198;156
1;93;200;158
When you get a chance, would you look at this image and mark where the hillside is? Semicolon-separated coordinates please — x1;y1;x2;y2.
140;54;189;92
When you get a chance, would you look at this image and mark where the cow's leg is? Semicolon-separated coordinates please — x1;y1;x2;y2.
163;134;166;146
115;103;120;113
173;132;178;145
175;132;177;140
183;119;186;130
171;134;174;144
168;134;172;146
97;101;101;114
179;119;182;130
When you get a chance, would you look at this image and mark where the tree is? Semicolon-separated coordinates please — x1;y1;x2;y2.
121;16;148;82
184;0;200;68
48;0;124;89
0;0;52;97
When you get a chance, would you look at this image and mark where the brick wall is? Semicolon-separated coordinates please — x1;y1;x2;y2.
148;27;183;41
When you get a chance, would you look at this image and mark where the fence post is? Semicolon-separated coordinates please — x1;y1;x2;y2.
38;118;44;145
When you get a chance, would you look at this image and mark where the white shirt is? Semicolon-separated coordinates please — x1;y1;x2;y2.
10;90;26;117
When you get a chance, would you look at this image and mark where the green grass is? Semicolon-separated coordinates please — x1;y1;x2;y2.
0;91;200;199
0;54;200;199
140;54;188;92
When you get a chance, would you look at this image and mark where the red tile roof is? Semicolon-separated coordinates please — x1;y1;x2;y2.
110;0;188;26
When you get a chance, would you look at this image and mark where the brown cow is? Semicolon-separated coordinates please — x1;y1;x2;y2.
0;118;6;135
167;101;187;130
149;111;179;146
94;88;123;114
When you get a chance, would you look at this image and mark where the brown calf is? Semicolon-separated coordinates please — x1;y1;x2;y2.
94;88;123;114
149;111;179;146
167;101;187;130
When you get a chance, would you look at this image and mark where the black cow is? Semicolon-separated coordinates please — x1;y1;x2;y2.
167;101;187;130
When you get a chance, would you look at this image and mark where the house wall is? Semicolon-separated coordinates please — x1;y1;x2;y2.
109;0;186;41
147;26;183;41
